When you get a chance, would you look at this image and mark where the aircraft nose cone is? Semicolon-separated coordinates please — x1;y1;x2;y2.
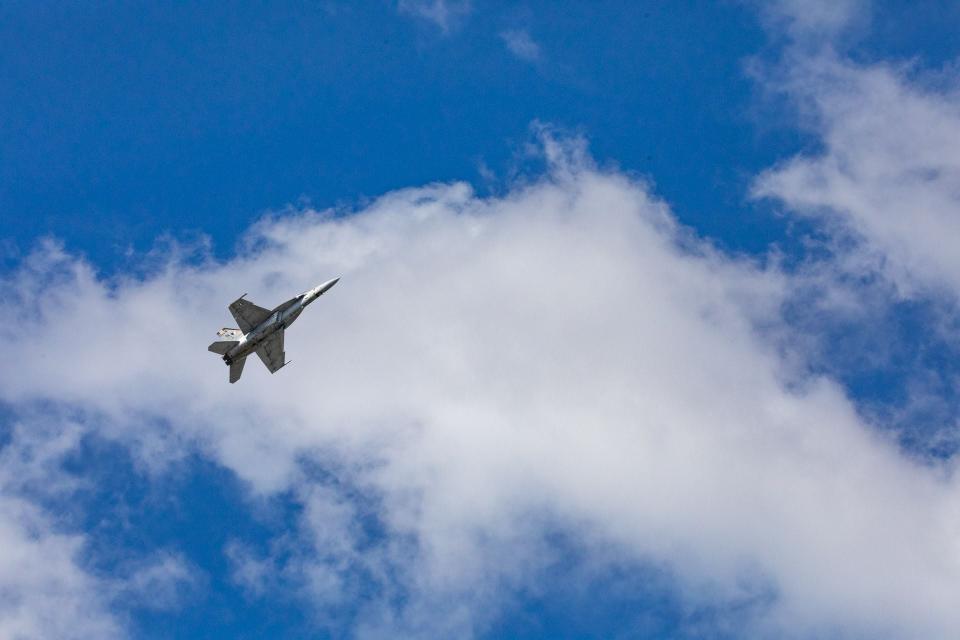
320;277;340;292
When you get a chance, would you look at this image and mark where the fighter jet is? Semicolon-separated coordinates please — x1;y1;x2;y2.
208;277;340;383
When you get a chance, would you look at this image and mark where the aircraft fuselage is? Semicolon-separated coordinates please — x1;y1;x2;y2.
224;277;339;364
209;277;339;382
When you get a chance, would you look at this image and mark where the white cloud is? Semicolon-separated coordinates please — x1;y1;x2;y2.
754;0;960;304
755;53;960;303
500;29;542;63
2;132;960;637
397;0;471;33
0;494;122;640
756;0;868;44
0;416;201;639
0;420;118;639
114;552;201;612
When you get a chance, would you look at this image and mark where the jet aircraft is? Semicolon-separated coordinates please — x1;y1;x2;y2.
208;278;339;383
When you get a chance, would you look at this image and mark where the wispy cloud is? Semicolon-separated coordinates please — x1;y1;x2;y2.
756;0;869;42
0;417;120;639
0;494;122;639
397;0;471;33
749;0;960;464
755;54;960;301
500;29;542;63
0;417;198;639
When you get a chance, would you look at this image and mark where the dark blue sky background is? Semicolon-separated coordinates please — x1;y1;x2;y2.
3;1;799;269
3;2;960;638
4;1;956;267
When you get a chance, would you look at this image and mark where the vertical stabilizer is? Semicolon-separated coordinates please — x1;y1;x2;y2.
229;357;246;384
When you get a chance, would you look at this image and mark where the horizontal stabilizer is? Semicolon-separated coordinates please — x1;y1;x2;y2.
208;340;238;355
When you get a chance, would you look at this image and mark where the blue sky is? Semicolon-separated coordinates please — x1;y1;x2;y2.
2;1;798;263
3;2;960;639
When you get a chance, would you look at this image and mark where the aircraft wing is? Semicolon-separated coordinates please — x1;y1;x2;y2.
229;297;273;334
255;330;286;373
